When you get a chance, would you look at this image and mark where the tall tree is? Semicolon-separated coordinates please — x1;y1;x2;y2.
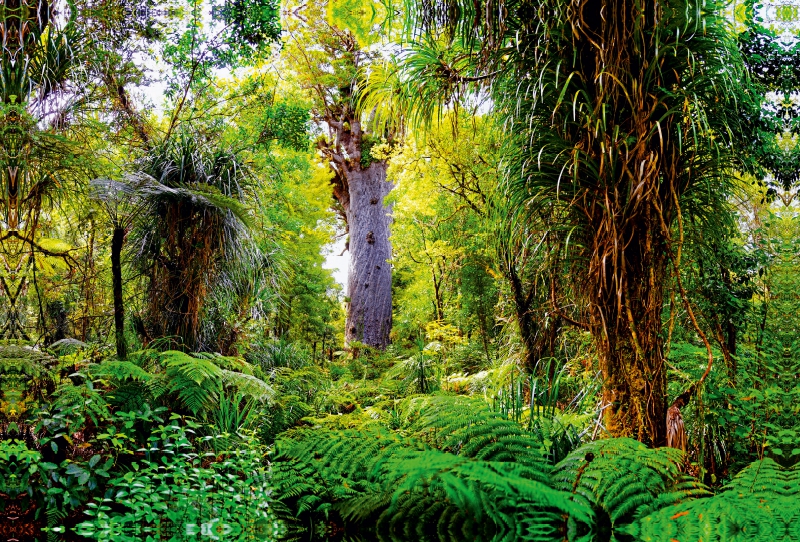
283;1;394;349
408;0;755;444
129;133;254;351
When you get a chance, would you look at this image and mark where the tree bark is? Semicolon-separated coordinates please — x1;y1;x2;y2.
323;118;393;349
566;0;700;446
111;225;127;359
343;163;393;348
506;261;538;371
592;215;669;447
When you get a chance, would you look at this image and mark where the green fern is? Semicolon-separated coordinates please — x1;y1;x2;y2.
49;381;111;429
89;350;272;416
395;395;548;470
219;368;273;402
90;360;152;383
104;381;151;412
551;438;710;540
625;458;800;541
46;505;68;542
259;394;313;443
0;344;59;410
271;426;591;540
272;399;788;541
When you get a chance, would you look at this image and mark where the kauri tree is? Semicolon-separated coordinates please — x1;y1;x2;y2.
284;1;394;349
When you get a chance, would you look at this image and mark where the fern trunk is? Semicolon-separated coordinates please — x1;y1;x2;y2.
111;225;127;360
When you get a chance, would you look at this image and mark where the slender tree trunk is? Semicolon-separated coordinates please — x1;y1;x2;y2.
81;221;96;341
722;268;738;380
431;264;444;321
507;262;537;372
111;225;127;359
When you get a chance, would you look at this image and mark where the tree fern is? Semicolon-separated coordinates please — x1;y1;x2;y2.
104;381;151;412
163;355;221;415
0;344;59;406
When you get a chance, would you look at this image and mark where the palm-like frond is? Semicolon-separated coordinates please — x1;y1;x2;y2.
359;34;493;134
126;131;258;349
90;360;152;382
219;369;274;403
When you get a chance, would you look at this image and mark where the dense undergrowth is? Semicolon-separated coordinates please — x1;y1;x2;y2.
2;327;797;541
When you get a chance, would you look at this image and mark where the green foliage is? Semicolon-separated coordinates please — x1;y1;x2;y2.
74;418;274;541
388;114;501;347
0;344;60;416
359;134;380;168
551;438;710;540
272;398;738;542
209;390;261;452
89;350;273;417
259;393;314;444
272;425;589;540
383;349;440;394
248;338;310;370
128;131;263;350
0;0;797;538
486;360;596;465
211;0;281;66
626;458;800;542
258;101;311;152
395;395;547;468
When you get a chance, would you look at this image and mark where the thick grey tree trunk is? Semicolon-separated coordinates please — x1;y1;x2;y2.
344;163;393;348
323;118;393;349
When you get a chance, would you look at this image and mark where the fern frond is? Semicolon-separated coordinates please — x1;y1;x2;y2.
162;350;223;383
105;382;151;412
89;360;152;382
396;395;547;474
625;459;799;541
552;438;706;533
219;368;273;402
272;426;592;538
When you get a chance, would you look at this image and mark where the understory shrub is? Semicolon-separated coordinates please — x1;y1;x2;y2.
74;418;275;541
